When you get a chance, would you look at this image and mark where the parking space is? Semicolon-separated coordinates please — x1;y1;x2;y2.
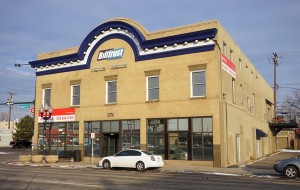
0;147;31;163
246;151;300;169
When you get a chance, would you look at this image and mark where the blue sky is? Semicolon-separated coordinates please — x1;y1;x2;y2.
0;0;300;120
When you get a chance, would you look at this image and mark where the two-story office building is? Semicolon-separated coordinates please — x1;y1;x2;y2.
29;18;275;167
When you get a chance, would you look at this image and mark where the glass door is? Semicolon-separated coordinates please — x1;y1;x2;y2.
103;134;119;156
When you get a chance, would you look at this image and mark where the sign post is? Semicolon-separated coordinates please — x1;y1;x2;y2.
91;132;95;164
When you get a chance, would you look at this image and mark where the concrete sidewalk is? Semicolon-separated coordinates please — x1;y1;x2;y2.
2;158;276;178
4;150;299;177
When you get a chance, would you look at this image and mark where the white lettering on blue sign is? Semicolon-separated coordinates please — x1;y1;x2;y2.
98;48;124;60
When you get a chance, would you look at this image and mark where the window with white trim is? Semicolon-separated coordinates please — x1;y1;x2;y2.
191;70;206;97
247;97;251;111
252;93;255;112
239;59;242;70
43;88;51;106
232;79;236;104
223;42;227;55
71;85;80;106
230;49;234;62
240;84;243;104
106;81;117;104
147;76;159;101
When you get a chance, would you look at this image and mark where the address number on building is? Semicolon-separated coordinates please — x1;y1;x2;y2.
107;113;114;117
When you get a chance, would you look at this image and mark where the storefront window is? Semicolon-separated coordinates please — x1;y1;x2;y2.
192;117;213;160
122;120;140;150
38;123;50;154
168;119;188;131
147;117;213;161
102;121;119;133
84;122;100;157
147;119;165;158
38;122;79;155
168;118;188;160
111;121;119;132
84;120;140;157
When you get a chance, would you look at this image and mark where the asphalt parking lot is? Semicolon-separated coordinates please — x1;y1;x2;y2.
246;151;300;169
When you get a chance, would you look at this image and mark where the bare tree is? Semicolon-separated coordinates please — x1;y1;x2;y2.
279;90;300;123
0;112;8;121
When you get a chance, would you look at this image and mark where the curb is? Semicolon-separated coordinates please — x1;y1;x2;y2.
2;160;278;178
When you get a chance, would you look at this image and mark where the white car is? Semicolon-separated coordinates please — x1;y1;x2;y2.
99;149;164;171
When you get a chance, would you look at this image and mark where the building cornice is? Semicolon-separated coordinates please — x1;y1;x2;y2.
29;20;217;76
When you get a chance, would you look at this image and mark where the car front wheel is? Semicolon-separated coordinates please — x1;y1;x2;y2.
136;161;145;171
284;166;299;179
102;160;111;169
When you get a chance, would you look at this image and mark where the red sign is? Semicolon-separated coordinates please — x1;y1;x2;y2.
38;108;75;123
221;54;236;78
30;106;34;114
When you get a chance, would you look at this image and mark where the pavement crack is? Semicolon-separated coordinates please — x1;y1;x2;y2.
24;172;38;190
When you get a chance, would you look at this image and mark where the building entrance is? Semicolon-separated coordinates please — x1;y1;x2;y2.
103;134;119;156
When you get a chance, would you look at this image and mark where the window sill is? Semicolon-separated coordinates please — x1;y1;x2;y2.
70;105;80;108
146;100;159;103
105;103;117;106
190;96;206;100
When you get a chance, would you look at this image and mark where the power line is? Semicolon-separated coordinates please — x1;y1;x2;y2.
0;85;34;94
249;52;300;62
0;70;35;82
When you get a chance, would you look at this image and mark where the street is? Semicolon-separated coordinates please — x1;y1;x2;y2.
1;148;300;190
0;164;300;190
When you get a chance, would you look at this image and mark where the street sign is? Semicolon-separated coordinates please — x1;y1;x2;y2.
19;104;31;109
30;106;34;114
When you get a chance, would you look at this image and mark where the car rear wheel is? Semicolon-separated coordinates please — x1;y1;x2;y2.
284;166;299;179
102;160;111;169
136;161;145;171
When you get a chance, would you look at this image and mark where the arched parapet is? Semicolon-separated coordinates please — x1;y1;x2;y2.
29;18;217;76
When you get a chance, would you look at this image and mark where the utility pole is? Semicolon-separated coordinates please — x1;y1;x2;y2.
272;53;278;123
6;92;14;129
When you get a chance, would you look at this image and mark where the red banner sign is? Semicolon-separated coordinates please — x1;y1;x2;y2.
38;108;75;123
221;54;236;78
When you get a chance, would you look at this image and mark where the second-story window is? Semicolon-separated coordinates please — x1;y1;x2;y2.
43;88;51;106
232;79;236;104
71;85;80;106
191;70;206;97
147;76;159;101
223;42;227;55
240;84;243;104
106;80;117;104
239;59;242;70
230;49;234;62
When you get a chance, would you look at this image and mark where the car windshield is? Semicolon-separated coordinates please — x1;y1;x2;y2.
142;151;153;155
